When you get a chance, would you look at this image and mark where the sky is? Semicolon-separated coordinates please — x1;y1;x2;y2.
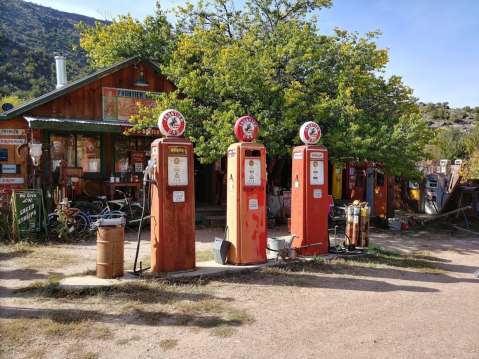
24;0;479;108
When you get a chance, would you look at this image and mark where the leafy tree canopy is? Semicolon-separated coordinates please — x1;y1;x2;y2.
75;2;174;70
79;0;435;180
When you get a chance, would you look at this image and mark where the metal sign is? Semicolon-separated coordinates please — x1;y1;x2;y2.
0;164;20;174
0;129;25;136
300;122;321;145
158;110;186;137
0;177;24;184
0;148;7;161
0;139;26;145
12;189;44;234
234;116;258;142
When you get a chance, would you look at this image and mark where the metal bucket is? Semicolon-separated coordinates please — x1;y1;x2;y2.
96;225;124;278
268;237;285;255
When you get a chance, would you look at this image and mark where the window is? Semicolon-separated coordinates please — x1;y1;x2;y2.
112;135;154;175
49;133;105;178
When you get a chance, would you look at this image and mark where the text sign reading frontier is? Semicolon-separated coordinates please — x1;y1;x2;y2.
159;110;186;137
234;116;259;142
300;121;321;145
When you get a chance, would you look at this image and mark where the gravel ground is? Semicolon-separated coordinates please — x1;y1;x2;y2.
1;224;478;359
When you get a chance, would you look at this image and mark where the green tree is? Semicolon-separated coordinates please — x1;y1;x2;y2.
75;3;174;70
82;0;434;180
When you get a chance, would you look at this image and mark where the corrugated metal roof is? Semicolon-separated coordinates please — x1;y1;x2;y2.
24;116;129;126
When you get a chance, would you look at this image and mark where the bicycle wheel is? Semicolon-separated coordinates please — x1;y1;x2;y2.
69;213;90;234
72;202;101;216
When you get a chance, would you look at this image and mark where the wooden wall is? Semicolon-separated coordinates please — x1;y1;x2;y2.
29;62;176;119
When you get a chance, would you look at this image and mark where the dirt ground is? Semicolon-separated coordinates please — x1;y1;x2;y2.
1;224;478;359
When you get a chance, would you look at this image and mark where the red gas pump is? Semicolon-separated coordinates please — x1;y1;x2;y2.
150;110;195;273
290;122;329;255
226;117;267;265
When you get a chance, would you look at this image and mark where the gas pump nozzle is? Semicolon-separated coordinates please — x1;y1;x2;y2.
143;157;157;185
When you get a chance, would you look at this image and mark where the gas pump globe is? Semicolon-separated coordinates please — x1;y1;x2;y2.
149;110;195;273
290;121;329;255
226;116;267;265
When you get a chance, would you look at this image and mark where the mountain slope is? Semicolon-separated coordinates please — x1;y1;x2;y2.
0;0;108;99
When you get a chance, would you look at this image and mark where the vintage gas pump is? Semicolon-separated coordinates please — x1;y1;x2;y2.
226;116;267;265
424;173;446;214
149;110;195;273
331;164;343;199
290;122;328;255
373;168;387;217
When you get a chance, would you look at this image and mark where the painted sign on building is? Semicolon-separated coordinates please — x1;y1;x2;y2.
103;87;160;122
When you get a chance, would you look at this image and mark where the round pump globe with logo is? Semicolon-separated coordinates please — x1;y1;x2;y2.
299;121;321;145
234;116;259;142
158;109;186;137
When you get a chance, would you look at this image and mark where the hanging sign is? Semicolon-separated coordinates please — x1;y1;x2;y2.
121;126;162;137
0;139;26;145
0;129;25;136
158;109;186;137
12;189;43;233
0;149;7;161
244;159;261;186
300;121;321;145
234;116;258;142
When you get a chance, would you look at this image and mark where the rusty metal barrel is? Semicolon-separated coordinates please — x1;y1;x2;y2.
96;225;125;279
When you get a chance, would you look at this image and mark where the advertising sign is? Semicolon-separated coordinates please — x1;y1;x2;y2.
0;149;8;161
12;189;43;233
103;87;160;122
0;129;25;136
0;139;26;145
234;116;259;142
130;151;146;172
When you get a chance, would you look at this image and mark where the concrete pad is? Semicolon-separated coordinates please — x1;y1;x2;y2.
59;253;337;290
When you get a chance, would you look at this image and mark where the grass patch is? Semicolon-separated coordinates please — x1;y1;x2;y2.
176;299;225;315
196;250;215;262
346;243;447;274
210;324;237;338
159;339;178;350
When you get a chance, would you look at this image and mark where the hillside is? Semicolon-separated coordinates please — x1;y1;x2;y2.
0;0;108;99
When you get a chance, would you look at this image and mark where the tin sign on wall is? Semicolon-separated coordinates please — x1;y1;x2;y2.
0;149;7;161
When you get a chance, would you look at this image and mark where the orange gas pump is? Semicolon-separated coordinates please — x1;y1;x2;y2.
150;110;195;273
290;122;329;256
374;168;387;217
226;117;267;265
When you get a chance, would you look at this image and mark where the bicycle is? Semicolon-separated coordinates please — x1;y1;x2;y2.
48;204;90;237
74;189;143;227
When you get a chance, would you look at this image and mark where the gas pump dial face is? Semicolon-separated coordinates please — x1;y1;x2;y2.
234;116;259;142
158;110;186;137
300;122;321;145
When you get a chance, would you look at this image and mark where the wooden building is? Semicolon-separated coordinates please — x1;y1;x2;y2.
0;56;220;212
